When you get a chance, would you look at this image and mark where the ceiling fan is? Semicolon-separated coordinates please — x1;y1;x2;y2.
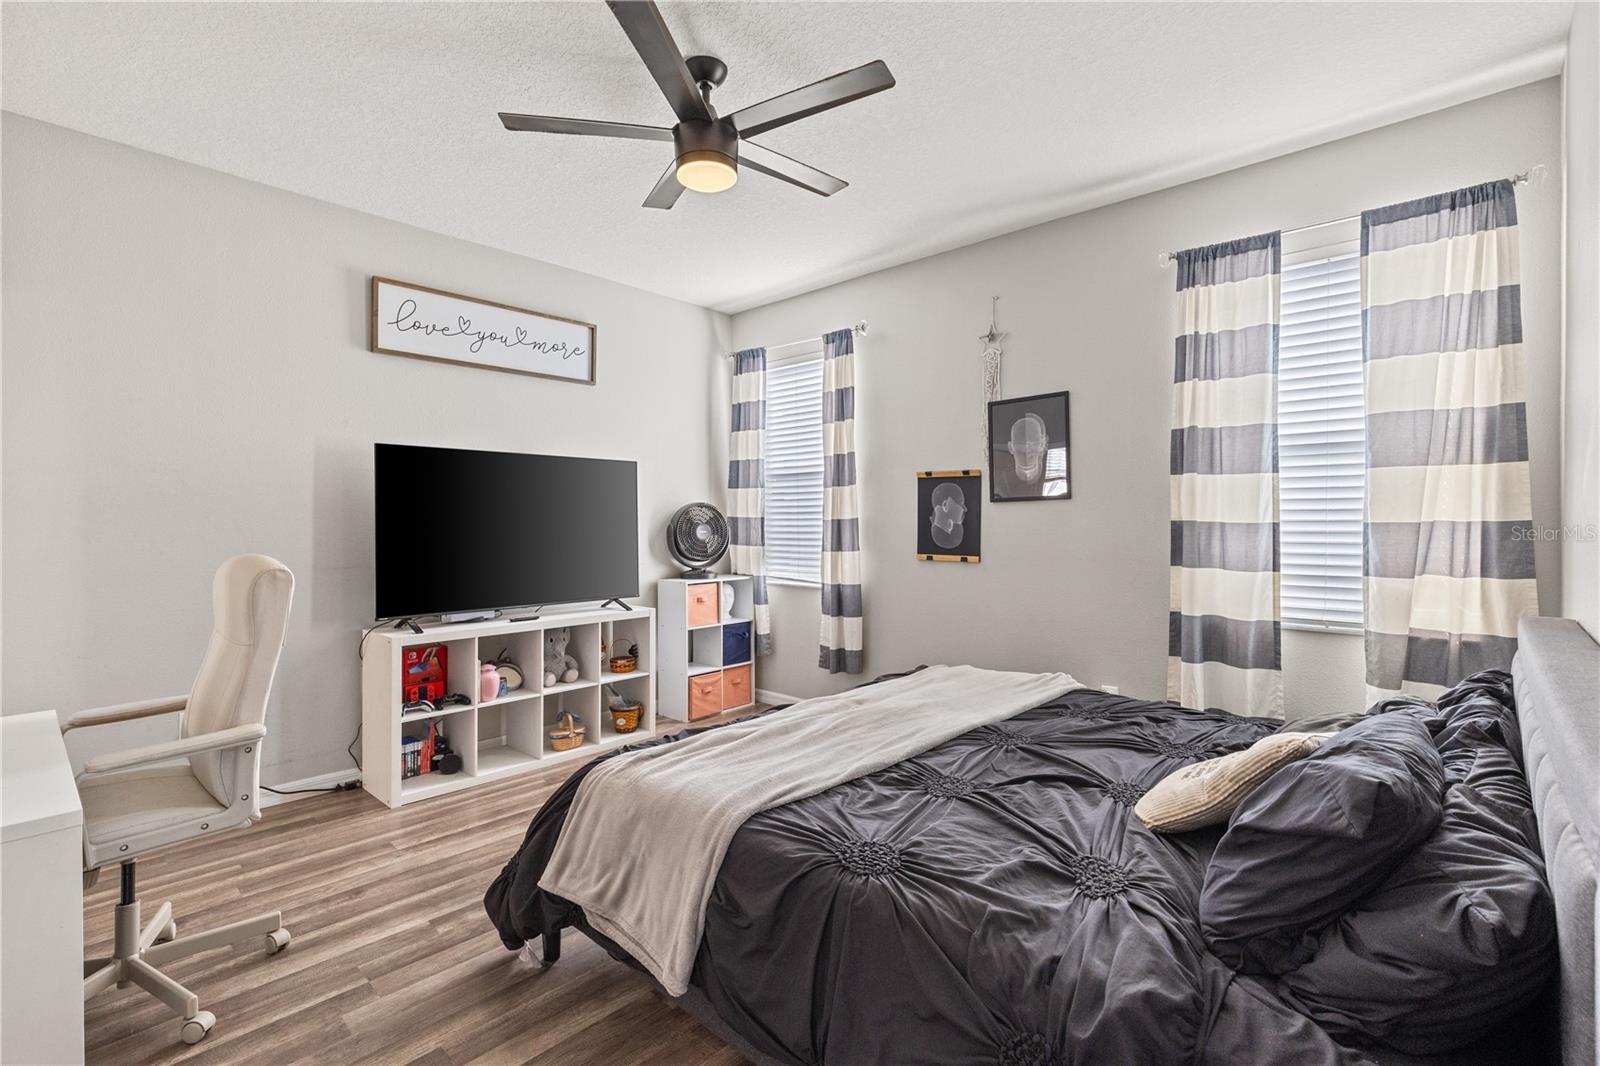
498;0;895;209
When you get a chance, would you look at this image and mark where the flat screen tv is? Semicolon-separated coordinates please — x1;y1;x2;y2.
374;443;639;620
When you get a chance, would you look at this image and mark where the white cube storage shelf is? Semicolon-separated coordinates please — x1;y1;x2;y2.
360;606;655;808
658;576;757;721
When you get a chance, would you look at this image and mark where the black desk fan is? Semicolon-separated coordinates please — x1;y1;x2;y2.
668;502;729;578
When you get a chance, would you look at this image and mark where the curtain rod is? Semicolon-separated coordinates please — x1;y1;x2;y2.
724;321;868;358
1157;166;1541;267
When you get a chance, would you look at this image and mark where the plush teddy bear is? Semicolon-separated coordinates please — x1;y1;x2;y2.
544;627;581;686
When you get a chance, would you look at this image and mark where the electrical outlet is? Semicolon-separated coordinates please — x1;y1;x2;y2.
1103;684;1120;695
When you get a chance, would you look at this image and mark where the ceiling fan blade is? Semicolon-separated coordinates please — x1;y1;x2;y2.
729;60;895;139
498;113;673;141
643;160;685;210
740;142;847;197
605;0;710;124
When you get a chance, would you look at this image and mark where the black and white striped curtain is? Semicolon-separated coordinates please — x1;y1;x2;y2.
1169;233;1284;716
1361;180;1536;701
819;328;863;674
728;347;772;655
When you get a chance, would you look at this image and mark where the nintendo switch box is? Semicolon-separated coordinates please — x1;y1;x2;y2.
402;643;448;705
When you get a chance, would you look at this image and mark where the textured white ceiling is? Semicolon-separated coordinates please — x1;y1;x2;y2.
1;2;1573;312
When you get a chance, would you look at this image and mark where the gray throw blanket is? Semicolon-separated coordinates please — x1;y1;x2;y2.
538;664;1081;995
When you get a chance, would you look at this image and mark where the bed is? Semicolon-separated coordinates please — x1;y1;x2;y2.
485;620;1597;1066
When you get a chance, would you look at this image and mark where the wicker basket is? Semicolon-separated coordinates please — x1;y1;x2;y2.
548;711;586;752
608;654;638;674
610;701;643;734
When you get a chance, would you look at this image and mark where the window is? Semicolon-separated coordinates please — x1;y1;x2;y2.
764;357;825;584
1278;235;1365;629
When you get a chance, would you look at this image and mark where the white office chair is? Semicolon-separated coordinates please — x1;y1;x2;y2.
62;554;294;1045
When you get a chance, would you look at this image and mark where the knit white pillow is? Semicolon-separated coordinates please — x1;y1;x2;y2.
1135;732;1332;833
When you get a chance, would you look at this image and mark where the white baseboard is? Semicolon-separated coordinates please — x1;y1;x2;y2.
259;767;361;808
755;687;800;706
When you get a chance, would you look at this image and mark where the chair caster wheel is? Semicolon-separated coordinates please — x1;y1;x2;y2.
180;1011;215;1045
158;921;177;943
265;928;291;955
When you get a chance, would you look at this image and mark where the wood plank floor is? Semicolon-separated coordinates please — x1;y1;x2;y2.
83;712;761;1066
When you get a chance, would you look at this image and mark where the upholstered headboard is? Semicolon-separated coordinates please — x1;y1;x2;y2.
1513;617;1599;1066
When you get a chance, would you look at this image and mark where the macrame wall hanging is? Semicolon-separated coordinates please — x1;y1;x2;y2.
979;296;1006;462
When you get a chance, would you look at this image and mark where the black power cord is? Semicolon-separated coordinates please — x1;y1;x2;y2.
261;616;396;800
260;726;364;797
265;717;366;793
261;723;365;797
358;621;387;660
262;780;363;797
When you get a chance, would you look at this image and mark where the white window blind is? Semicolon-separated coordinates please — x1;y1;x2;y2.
1278;247;1365;629
764;357;825;584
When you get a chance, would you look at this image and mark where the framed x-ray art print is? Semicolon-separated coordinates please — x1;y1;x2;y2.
916;470;981;562
988;391;1070;501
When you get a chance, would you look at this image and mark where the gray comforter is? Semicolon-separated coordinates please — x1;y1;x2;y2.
486;676;1554;1065
539;666;1079;996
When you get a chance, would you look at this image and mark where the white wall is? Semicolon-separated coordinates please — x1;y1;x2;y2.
1;113;730;784
1563;4;1600;640
729;81;1564;722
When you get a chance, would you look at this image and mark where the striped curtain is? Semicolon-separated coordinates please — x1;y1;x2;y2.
1361;180;1536;702
728;347;772;656
1169;233;1284;716
819;328;863;674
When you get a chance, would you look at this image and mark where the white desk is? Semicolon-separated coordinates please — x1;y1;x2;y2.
1;710;85;1065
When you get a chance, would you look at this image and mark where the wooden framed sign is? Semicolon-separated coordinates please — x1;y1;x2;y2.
370;276;596;385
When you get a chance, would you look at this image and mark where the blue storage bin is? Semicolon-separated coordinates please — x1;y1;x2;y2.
722;622;752;665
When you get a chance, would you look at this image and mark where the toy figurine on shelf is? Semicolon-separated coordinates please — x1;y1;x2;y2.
544;627;581;685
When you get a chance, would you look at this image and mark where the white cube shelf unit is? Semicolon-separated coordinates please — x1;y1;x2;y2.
360;606;655;808
658;576;756;721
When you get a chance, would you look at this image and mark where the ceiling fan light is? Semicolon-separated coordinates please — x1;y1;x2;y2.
676;151;738;194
